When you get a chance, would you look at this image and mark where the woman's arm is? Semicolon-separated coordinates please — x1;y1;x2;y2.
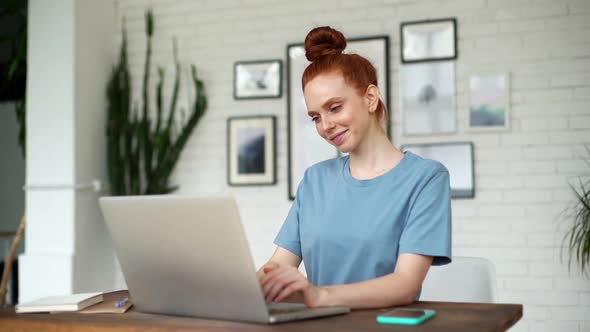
256;246;302;279
320;253;432;308
260;253;432;309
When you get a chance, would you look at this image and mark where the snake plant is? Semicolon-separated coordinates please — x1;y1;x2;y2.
106;9;207;195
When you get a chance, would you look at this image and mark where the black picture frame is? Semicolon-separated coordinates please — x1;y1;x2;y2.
400;18;457;64
233;60;282;100
401;142;475;199
227;115;277;186
287;35;391;200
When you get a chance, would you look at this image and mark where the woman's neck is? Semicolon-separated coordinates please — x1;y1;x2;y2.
348;128;404;180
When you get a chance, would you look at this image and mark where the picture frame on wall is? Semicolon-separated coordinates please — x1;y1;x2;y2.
468;72;510;132
401;142;475;199
233;60;282;99
400;61;456;135
227;116;276;186
401;18;457;64
287;36;390;200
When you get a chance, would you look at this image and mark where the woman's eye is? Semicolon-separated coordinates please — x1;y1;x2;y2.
311;116;319;122
330;105;341;112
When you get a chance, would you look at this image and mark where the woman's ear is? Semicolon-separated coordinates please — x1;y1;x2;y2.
365;85;380;113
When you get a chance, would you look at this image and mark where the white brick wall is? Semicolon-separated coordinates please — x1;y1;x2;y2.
115;0;590;330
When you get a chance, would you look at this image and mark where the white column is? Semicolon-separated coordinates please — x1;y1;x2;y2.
20;0;117;302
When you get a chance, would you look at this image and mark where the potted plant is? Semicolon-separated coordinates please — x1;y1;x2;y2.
0;0;26;157
563;146;590;277
0;0;27;306
107;9;207;195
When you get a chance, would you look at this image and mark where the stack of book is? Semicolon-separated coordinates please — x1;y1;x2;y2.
15;290;132;314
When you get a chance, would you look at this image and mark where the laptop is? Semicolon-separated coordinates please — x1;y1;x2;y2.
99;195;350;324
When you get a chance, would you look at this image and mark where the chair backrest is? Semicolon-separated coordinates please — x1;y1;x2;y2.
420;256;497;303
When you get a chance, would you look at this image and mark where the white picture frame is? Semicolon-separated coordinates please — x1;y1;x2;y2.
401;142;475;199
286;36;390;199
468;72;510;132
401;61;456;136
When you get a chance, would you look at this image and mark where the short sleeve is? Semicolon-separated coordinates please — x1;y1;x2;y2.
273;182;303;258
399;170;452;266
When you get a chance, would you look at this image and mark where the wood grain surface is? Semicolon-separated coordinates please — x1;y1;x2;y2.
0;300;522;332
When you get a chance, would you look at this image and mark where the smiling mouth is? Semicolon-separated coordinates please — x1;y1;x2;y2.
330;130;348;145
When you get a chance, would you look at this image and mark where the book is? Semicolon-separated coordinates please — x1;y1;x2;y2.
78;290;133;314
16;292;104;313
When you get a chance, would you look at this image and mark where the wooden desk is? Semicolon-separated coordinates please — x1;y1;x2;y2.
0;301;522;332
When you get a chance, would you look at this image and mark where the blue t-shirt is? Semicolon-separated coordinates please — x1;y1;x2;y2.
274;151;452;287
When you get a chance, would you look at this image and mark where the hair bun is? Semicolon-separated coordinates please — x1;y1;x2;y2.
304;26;347;62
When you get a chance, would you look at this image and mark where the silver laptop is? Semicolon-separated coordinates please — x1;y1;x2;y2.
99;195;350;324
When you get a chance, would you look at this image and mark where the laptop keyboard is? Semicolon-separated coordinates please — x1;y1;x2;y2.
266;302;350;323
269;307;311;315
267;303;310;315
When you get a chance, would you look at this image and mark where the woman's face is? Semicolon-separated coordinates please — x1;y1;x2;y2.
303;72;373;153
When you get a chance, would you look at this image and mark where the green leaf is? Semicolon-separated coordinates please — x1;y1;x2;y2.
145;9;154;36
563;153;590;277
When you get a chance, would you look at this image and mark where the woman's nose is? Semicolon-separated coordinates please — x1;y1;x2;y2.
321;117;335;132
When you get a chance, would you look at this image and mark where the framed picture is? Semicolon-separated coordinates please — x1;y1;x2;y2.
287;36;390;199
227;116;276;186
401;18;457;64
233;60;282;99
401;61;456;135
401;142;475;199
468;72;510;131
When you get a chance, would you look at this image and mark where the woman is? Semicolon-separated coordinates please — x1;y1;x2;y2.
258;26;452;309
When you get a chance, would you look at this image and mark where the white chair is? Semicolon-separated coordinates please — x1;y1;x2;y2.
420;256;497;303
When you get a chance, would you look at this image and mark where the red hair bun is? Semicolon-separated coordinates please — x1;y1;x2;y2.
304;26;346;62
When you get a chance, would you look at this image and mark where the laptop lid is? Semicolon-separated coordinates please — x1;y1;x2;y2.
99;195;271;323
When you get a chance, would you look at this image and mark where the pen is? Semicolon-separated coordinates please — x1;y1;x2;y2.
115;297;129;308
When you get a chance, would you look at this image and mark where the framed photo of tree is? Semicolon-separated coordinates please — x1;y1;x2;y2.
227;116;277;186
400;61;456;135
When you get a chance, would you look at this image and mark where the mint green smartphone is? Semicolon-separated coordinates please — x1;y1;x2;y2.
376;308;436;325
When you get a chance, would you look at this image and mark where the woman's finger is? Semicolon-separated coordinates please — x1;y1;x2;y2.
267;278;299;303
258;265;276;281
261;265;297;287
265;269;305;302
263;268;295;299
257;262;279;280
260;266;285;286
264;268;302;301
274;280;306;303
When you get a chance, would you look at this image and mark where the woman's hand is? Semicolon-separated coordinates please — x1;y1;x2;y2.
259;264;327;308
256;261;279;280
